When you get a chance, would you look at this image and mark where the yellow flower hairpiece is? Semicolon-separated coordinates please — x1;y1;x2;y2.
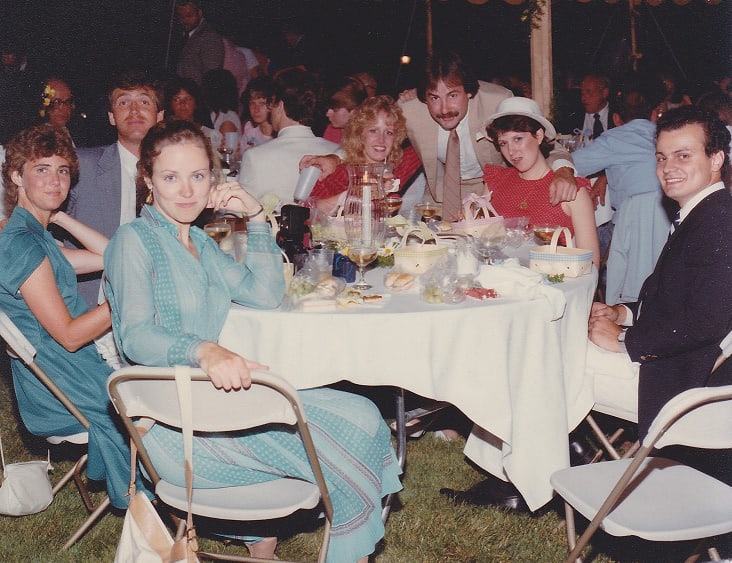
39;84;56;118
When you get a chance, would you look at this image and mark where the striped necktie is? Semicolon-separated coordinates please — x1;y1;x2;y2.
669;211;681;236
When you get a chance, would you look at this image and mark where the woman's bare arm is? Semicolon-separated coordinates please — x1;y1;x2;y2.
21;258;111;352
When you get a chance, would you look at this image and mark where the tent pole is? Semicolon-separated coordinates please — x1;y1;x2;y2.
164;0;178;70
530;0;553;118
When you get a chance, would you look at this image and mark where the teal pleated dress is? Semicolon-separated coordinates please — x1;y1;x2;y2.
0;207;138;508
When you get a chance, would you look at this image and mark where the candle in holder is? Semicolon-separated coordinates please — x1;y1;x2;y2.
344;164;385;247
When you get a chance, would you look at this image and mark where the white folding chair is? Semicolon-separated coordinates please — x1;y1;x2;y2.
552;356;732;563
107;366;334;563
0;309;110;550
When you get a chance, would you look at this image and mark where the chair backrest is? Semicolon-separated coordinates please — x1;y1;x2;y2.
107;366;300;432
107;365;328;502
0;309;37;365
645;384;732;451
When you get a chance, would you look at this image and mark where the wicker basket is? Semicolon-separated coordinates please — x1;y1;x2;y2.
394;224;448;275
451;193;505;239
529;227;593;278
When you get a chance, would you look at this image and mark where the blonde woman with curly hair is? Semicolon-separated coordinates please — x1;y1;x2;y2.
308;94;423;214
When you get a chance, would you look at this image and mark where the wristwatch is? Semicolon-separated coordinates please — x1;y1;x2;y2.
617;330;627;343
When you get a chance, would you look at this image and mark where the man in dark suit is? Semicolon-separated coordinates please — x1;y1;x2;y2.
579;73;614;141
589;106;732;438
175;0;224;86
65;71;164;307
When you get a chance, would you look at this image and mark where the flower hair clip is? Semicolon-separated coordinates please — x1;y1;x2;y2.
39;83;56;118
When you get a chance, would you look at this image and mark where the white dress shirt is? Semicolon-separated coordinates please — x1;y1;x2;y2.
436;108;483;181
118;142;138;226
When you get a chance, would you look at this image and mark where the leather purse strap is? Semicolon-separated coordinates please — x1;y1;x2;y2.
174;365;198;551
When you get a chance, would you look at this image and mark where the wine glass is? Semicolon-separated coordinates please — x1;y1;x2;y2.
532;224;559;245
204;222;232;245
344;164;386;290
347;245;379;290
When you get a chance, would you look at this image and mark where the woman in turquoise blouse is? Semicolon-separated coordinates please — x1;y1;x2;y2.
0;124;139;508
104;120;401;563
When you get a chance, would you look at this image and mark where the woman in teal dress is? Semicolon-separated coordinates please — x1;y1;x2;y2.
103;120;401;563
0;124;140;508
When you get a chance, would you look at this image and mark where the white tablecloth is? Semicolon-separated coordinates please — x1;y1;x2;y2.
219;265;597;510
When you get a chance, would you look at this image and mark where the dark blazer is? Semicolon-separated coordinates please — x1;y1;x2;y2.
66;143;122;308
624;187;732;436
176;20;224;86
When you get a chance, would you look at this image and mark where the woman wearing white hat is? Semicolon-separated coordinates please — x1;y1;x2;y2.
483;97;600;268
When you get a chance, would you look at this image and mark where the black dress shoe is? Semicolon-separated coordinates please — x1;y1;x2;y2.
569;438;596;466
440;476;529;512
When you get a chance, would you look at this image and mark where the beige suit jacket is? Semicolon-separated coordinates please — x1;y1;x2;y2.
399;81;572;205
399;81;512;204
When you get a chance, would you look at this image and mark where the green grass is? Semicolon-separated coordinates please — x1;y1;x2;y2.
0;362;712;562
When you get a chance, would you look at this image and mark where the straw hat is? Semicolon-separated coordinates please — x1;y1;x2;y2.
484;97;556;140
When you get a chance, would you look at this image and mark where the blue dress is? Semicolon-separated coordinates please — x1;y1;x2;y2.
0;207;137;509
104;206;402;563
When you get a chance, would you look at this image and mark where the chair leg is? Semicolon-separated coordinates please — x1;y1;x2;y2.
70;454;99;512
563;501;583;563
585;414;621;460
54;453;103;513
61;495;111;550
382;388;406;524
620;440;640;459
52;460;79;495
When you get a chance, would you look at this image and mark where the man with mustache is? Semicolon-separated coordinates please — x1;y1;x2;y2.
65;70;164;307
398;51;578;220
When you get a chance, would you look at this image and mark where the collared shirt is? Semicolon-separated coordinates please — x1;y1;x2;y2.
436;107;483;181
677;181;726;223
582;103;610;139
187;18;205;39
117;141;138;226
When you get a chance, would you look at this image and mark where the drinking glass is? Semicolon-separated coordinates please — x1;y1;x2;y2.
204;222;232;245
347;245;379;289
344;164;386;290
385;193;403;217
532;224;559;245
415;202;441;222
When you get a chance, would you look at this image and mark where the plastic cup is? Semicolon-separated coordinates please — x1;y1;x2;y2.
224;132;240;153
293;166;322;202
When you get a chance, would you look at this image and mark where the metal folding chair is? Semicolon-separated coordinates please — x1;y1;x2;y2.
552;334;732;563
0;310;110;550
108;366;334;563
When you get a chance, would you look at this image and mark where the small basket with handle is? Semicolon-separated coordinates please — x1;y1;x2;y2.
451;193;505;240
529;226;593;278
394;223;448;275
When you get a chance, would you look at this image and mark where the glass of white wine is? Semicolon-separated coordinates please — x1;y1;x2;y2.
204;222;232;245
347;245;379;290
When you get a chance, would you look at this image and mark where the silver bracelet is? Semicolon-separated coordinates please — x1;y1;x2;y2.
246;205;264;220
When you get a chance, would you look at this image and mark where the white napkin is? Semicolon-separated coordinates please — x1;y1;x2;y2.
477;262;566;320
